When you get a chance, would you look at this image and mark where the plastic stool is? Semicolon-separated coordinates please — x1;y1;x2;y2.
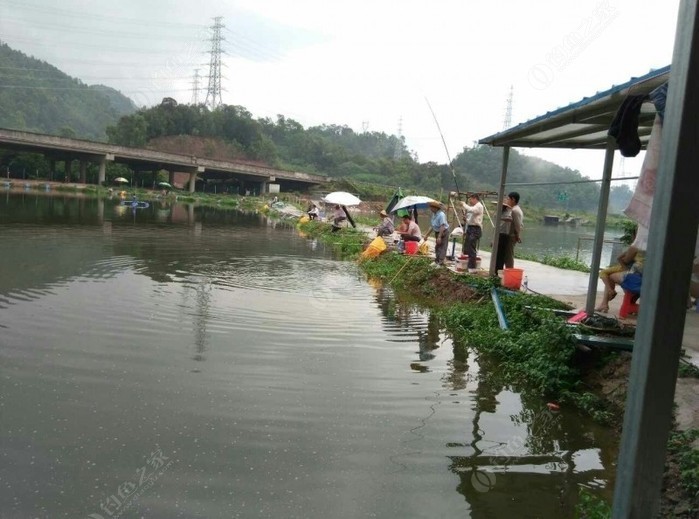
619;290;640;318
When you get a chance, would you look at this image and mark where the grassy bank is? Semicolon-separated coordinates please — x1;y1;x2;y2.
298;219;617;423
299;218;699;515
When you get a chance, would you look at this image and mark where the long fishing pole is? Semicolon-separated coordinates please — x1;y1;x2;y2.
424;97;460;195
425;97;494;228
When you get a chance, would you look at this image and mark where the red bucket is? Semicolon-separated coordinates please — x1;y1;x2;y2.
405;241;419;255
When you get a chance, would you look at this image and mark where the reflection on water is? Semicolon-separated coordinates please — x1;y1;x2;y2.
0;193;616;518
480;220;622;266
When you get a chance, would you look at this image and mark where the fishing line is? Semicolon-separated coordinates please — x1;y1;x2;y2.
424;96;495;229
424;97;460;195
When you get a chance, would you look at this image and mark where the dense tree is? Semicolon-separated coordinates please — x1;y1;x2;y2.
0;44;136;140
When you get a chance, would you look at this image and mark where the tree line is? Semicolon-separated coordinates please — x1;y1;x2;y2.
0;38;632;212
104;100;631;211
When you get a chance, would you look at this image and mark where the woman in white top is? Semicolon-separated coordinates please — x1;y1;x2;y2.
461;193;484;271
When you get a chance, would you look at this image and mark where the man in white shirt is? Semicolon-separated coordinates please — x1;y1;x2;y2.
461;193;484;272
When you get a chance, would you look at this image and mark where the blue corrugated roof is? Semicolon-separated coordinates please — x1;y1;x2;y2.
479;65;670;149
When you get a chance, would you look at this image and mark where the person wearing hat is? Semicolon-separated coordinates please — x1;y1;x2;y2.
423;201;450;265
460;193;484;272
493;199;513;271
374;209;395;238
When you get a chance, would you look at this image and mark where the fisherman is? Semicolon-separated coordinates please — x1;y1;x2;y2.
461;193;484;273
374;210;394;237
595;245;644;313
493;199;513;271
397;213;421;242
504;192;524;268
307;202;319;220
423;201;449;265
331;205;347;232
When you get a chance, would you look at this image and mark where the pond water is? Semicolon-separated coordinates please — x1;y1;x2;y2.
0;192;617;518
478;217;623;267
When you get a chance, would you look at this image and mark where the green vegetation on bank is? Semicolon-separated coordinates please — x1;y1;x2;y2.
667;428;699;508
298;219;616;423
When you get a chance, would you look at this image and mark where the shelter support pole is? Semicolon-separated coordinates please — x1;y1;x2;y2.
489;146;510;276
584;139;615;315
612;0;699;516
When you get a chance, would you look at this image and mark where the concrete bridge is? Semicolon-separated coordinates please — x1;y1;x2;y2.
0;128;330;193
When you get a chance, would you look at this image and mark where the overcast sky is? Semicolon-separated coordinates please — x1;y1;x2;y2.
0;0;681;180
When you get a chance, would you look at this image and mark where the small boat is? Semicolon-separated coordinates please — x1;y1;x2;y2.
543;215;560;225
120;200;150;209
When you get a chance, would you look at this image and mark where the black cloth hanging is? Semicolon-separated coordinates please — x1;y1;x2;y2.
608;94;648;157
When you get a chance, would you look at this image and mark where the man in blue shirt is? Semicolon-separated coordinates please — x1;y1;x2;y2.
423;201;450;265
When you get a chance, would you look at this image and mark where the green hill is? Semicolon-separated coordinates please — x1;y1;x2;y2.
0;43;632;213
0;43;137;140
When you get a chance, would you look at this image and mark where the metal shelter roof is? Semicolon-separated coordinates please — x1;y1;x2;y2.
479;65;670;150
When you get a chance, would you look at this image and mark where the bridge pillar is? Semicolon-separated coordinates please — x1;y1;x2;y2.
168;170;175;185
64;160;72;183
49;158;56;181
79;160;87;184
187;166;204;193
97;154;114;186
98;159;106;186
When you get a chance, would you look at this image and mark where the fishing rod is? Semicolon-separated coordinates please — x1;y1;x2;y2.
424;97;460;196
424;97;495;228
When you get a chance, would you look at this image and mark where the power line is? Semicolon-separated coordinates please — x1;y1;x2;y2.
1;0;207;30
222;27;282;62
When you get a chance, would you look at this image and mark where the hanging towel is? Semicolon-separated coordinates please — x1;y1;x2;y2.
625;114;662;235
608;94;648;157
649;81;669;123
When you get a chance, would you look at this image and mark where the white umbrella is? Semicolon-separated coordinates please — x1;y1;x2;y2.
322;191;361;206
389;195;438;212
114;177;129;184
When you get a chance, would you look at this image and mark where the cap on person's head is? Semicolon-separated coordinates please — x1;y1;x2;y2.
379;210;388;217
402;213;412;219
428;201;442;210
